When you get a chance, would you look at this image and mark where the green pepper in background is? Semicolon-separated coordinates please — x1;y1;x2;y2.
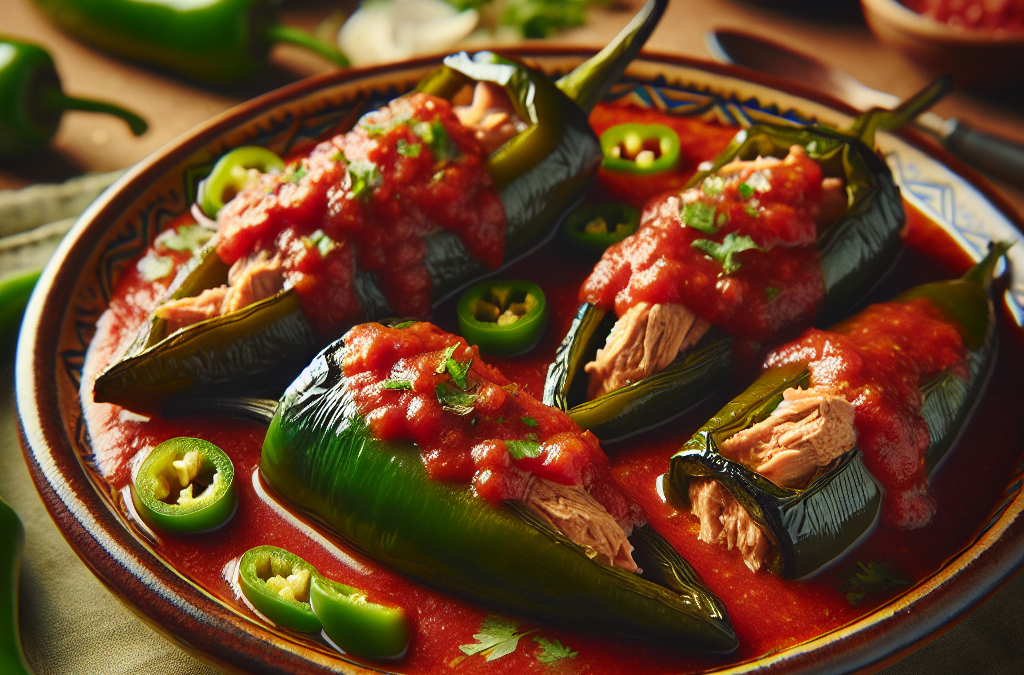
31;0;349;84
0;495;32;675
600;123;681;174
667;243;1008;579
0;37;146;158
237;545;322;633
253;336;738;652
131;437;237;534
309;574;410;661
92;0;669;416
543;76;955;442
457;280;548;355
561;202;639;258
0;270;41;366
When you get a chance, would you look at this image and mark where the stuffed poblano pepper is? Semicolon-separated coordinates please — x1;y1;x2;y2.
249;320;738;652
666;243;1007;579
543;77;953;441
93;0;669;416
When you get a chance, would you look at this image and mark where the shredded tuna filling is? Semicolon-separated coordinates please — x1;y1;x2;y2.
453;82;527;155
155;250;285;334
585;302;710;399
523;475;640;573
690;386;857;572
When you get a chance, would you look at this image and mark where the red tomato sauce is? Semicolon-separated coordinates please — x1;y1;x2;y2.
766;298;966;527
341;321;634;522
79;102;1024;673
216;93;506;337
581;148;825;344
903;0;1024;31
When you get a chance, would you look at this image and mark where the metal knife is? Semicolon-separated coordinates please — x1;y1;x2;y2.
707;29;1024;189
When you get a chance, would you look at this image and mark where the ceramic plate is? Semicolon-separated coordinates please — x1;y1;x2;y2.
15;50;1024;675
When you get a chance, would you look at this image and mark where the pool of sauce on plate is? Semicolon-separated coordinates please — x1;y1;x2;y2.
80;106;1024;673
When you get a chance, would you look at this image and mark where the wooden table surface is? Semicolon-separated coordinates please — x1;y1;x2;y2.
2;0;1022;673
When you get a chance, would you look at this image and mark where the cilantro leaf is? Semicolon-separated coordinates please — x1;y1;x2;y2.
347;160;382;201
521;416;538;427
534;636;577;663
396;139;422;157
156;224;215;253
303;229;338;258
390;320;417;329
137;254;174;281
681;201;718;234
413;120;455;162
691;233;762;274
460;616;534;662
737;182;755;200
436;344;472;389
381;379;413;391
839;561;910;606
506;440;542;460
744;203;761;218
284;164;308;183
436;383;477;415
702;175;724;196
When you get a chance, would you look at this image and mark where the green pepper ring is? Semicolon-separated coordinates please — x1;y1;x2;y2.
561;202;640;258
599;122;681;174
238;545;322;633
309;575;411;661
198;146;285;218
457;280;548;356
131;437;236;534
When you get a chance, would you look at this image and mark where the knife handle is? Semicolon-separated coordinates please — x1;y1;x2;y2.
944;121;1024;189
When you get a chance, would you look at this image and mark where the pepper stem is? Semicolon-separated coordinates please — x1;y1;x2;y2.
555;0;667;114
964;240;1013;291
266;23;350;68
45;91;148;136
849;75;953;148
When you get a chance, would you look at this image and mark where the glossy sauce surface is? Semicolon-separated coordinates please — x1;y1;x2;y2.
79;103;1024;673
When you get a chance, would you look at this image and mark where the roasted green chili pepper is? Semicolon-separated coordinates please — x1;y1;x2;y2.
198;146;285;218
1;270;41;365
238;545;321;633
600;123;681;174
666;243;1007;579
543;77;953;442
561;202;640;258
309;574;410;661
131;437;237;533
457;280;547;355
31;0;349;84
0;37;146;157
0;496;31;675
93;0;669;415
252;336;737;652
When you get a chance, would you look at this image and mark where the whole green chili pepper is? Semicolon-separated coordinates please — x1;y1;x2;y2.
457;279;548;355
93;0;669;415
250;335;737;652
0;37;146;157
543;77;954;442
31;0;349;84
666;243;1007;579
600;122;681;174
0;496;32;675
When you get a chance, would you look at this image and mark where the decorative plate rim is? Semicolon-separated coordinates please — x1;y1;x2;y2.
14;48;1024;675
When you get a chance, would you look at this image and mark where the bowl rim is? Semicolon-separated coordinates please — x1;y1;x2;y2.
860;0;1024;46
14;46;1024;675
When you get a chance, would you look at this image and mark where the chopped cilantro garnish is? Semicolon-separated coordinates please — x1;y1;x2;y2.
359;109;412;135
396;139;422;157
496;417;505;424
303;229;338;257
381;379;413;391
738;182;755;200
691;233;762;274
744;203;761;218
702;175;724;196
391;320;417;329
137;254;174;281
506;440;542;460
436;344;473;390
156;224;215;253
347;160;382;201
413;120;455;162
534;637;577;663
459;616;536;662
765;286;781;302
716;211;729;228
330;150;345;163
839;560;910;606
521;416;538;427
284;165;308;183
436;383;477;415
681;201;718;233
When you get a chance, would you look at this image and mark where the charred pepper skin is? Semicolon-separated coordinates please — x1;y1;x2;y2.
666;243;1007;579
258;336;738;653
543;78;954;442
93;1;668;416
0;37;146;157
31;0;348;84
